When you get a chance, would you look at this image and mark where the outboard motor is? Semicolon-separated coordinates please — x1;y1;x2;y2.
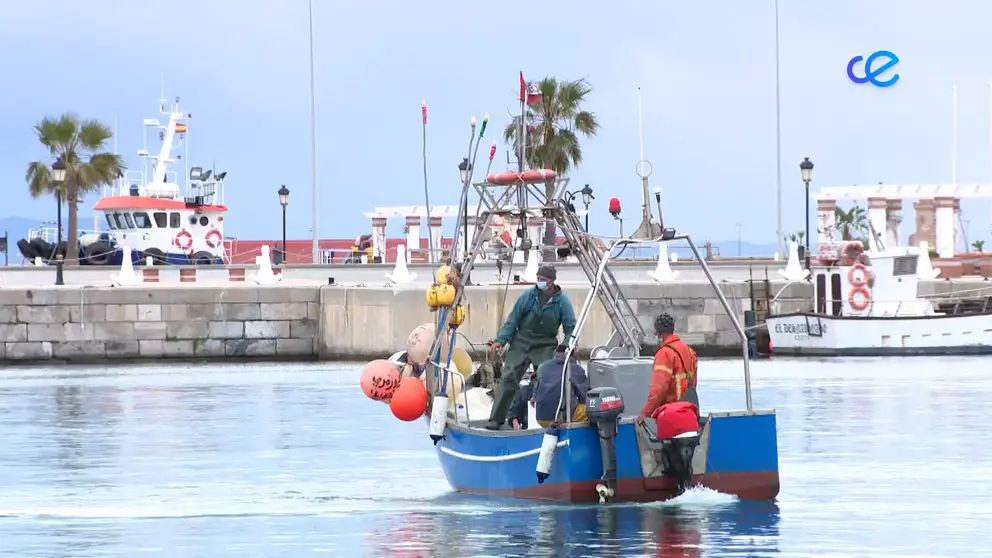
652;401;700;495
586;386;625;503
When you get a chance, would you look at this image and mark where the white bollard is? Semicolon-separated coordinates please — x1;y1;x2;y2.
777;241;810;282
254;245;282;285
386;244;418;284
110;246;140;286
648;242;680;282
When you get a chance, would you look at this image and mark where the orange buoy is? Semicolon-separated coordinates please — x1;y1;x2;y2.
389;376;429;421
360;359;402;401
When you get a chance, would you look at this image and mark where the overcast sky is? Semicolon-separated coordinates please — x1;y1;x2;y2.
2;0;992;244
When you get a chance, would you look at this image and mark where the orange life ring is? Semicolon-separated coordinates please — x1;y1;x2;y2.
848;263;868;286
848;285;871;311
205;228;223;248
175;230;193;250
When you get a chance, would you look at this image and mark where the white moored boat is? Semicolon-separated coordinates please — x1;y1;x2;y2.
766;243;992;356
17;94;229;266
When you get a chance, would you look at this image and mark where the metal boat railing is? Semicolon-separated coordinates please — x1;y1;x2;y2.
565;232;754;412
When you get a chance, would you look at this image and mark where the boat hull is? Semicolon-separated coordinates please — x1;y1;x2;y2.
767;312;992;356
435;411;779;503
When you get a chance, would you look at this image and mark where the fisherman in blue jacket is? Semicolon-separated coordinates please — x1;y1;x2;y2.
531;344;590;427
486;265;577;430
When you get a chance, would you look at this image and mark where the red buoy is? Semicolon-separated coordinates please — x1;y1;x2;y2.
360;359;402;401
389;376;429;421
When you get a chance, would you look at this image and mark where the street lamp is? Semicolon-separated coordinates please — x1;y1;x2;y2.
580;184;594;231
799;157;814;270
278;185;290;263
458;158;472;256
51;157;67;286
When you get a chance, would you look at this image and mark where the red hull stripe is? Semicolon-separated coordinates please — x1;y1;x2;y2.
450;472;780;504
93;196;227;212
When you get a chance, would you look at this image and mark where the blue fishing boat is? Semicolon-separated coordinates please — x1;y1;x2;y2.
421;228;777;503
414;97;778;504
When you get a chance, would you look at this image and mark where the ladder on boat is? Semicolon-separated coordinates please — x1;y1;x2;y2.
553;203;643;351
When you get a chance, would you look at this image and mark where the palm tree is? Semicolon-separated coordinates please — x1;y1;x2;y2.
834;204;868;241
25;114;125;264
503;77;599;260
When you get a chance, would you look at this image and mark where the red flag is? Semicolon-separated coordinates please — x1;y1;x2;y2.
519;71;526;103
421;101;427;125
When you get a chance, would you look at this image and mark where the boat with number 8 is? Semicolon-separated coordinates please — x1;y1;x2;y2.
766;241;992;356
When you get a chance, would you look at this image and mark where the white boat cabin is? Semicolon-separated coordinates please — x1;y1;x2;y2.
810;244;935;318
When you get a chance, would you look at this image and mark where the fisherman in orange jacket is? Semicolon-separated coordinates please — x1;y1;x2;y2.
636;313;699;424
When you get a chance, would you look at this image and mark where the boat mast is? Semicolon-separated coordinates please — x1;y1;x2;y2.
308;0;320;263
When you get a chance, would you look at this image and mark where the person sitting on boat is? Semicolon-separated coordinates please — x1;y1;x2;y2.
507;369;537;429
485;265;577;430
636;313;700;424
531;344;590;428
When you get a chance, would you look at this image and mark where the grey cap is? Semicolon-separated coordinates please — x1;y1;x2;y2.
536;265;557;280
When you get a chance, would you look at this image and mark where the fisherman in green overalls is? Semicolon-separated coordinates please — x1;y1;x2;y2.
486;265;577;430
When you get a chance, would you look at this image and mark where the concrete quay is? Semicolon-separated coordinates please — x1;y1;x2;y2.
0;279;986;363
0;259;783;287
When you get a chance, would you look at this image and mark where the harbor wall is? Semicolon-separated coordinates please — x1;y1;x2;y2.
0;286;320;362
0;279;986;363
316;282;811;359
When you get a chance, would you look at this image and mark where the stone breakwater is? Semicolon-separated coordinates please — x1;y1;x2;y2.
0;285;320;362
0;280;982;363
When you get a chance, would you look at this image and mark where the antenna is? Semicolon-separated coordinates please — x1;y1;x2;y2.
632;86;657;239
637;87;645;164
952;84;958;185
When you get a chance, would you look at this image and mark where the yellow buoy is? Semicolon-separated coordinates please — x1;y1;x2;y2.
449;346;473;377
425;284;456;308
435;265;454;285
449;304;466;327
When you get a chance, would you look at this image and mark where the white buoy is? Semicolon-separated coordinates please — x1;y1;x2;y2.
777;241;810;282
34;256;43;266
536;424;559;483
648;242;680;282
254;245;282;285
429;394;449;444
917;240;941;280
361;254;369;264
145;256;154;267
512;245;526;264
110;246;140;286
527;401;539;430
670;251;678;263
386;244;418;284
522;250;540;283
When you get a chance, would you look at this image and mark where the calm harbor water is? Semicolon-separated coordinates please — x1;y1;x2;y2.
1;357;990;557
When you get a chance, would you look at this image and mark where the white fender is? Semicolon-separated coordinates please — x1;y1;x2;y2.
536;425;560;483
429;395;449;444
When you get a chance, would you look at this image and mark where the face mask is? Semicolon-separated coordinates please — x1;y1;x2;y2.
536;281;548;291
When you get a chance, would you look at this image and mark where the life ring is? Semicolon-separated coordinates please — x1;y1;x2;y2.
848;263;868;286
848;286;871;311
174;230;193;250
205;228;223;248
485;169;557;185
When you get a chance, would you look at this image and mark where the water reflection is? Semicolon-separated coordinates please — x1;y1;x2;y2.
367;496;780;557
3;359;992;555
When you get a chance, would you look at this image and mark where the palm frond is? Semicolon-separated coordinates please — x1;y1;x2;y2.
25;161;55;199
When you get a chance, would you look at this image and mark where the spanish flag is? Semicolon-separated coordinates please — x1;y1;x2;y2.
175;123;188;133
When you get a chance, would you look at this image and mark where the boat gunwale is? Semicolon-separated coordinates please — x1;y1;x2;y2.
766;310;992;322
441;409;777;438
